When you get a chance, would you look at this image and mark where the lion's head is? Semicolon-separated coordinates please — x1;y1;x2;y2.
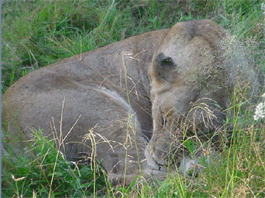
145;19;257;170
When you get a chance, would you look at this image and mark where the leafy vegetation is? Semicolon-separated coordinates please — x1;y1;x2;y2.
1;0;265;197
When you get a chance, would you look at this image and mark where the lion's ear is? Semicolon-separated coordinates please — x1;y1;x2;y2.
154;53;177;83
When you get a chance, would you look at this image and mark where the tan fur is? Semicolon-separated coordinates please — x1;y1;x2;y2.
146;20;260;170
2;19;258;183
2;28;169;184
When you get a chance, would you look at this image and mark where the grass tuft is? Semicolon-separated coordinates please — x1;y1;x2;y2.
1;129;107;197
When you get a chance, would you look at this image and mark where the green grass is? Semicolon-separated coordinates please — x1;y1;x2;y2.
1;0;265;197
2;129;108;197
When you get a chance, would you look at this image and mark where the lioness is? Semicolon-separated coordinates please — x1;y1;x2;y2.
1;19;259;183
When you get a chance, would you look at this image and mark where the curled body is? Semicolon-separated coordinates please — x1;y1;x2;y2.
2;19;261;184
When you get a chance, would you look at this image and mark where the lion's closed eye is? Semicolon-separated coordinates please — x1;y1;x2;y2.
161;115;167;127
